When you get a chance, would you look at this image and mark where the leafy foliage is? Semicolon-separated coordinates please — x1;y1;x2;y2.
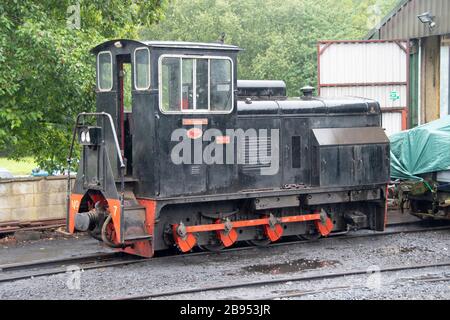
143;0;397;95
1;0;397;172
0;0;164;171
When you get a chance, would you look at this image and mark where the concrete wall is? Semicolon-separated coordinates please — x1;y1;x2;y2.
0;176;74;223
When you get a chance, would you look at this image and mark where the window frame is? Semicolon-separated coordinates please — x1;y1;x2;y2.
158;54;234;114
97;51;113;92
134;47;151;91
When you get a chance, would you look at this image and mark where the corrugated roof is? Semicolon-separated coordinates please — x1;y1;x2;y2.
366;0;410;39
366;0;450;40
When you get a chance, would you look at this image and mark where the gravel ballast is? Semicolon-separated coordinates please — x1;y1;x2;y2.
0;229;449;300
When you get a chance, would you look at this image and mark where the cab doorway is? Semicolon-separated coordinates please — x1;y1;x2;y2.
117;55;133;176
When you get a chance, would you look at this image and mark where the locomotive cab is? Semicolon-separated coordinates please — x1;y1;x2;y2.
68;39;390;258
68;40;241;256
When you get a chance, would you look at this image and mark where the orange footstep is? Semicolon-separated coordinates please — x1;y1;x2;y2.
173;224;197;252
216;219;238;247
264;224;283;242
218;229;238;247
315;217;334;237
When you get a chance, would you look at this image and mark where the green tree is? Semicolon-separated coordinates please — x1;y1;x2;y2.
0;0;164;172
142;0;397;95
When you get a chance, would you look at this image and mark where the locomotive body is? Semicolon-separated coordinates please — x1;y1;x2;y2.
68;40;390;257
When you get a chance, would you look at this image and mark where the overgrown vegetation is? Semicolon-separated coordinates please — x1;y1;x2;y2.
0;157;36;176
143;0;397;95
0;1;164;172
1;0;397;172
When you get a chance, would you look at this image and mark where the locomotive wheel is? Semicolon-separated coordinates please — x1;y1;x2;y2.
101;215;124;248
198;230;225;252
88;230;102;242
198;244;225;252
246;239;272;247
297;233;321;241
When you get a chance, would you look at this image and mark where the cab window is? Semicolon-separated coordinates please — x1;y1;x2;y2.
211;59;232;111
134;48;150;90
182;58;194;110
160;56;233;113
161;57;181;112
98;51;113;91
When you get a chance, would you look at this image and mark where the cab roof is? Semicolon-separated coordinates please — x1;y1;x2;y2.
91;39;243;54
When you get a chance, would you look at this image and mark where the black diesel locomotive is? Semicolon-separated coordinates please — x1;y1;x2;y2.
68;40;390;257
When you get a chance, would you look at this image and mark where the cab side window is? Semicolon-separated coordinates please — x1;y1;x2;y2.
98;51;113;91
196;59;209;110
161;57;181;112
211;59;232;111
134;48;150;90
182;58;194;110
160;56;233;113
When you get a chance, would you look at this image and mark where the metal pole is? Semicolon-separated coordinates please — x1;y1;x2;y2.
120;166;125;243
66;158;71;232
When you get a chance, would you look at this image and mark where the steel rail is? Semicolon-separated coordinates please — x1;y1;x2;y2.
0;259;148;284
0;223;66;236
262;275;450;300
0;252;119;272
117;261;450;300
0;224;449;284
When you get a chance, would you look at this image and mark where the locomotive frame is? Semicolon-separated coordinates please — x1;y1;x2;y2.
67;39;390;257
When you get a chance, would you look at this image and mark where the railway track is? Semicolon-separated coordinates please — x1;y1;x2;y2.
116;261;450;300
0;219;65;236
0;251;140;284
0;252;119;272
262;273;450;300
0;222;449;284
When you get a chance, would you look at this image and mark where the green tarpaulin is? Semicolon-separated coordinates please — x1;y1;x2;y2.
390;116;450;180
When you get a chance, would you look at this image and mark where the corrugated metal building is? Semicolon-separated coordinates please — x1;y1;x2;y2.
318;40;409;136
367;0;450;126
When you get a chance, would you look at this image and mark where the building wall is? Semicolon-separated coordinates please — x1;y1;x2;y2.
367;1;450;126
318;41;409;136
0;177;74;223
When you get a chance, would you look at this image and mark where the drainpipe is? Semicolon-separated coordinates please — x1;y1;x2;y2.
418;39;422;125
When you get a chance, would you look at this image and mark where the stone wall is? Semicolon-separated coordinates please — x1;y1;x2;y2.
0;176;74;222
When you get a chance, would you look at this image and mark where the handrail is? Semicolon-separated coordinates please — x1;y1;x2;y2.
66;112;125;241
68;112;125;169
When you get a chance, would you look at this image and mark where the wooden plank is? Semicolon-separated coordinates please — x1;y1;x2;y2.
421;36;441;123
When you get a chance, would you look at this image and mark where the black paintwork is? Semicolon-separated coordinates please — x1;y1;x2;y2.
71;39;391;249
237;80;287;100
88;39;389;200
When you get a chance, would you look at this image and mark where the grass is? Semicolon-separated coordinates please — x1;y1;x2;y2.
0;157;37;176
